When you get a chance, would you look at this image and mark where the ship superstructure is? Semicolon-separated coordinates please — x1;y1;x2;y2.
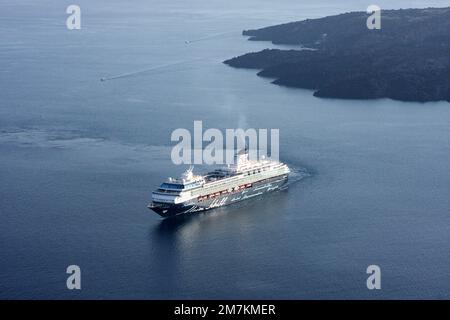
148;149;290;217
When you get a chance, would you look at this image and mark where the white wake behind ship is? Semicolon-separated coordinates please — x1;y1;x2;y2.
148;149;290;218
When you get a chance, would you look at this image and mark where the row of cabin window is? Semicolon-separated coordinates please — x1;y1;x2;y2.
246;167;269;175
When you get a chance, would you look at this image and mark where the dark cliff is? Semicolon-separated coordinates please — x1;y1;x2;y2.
224;7;450;102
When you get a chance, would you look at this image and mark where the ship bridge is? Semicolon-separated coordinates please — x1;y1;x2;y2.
155;167;204;194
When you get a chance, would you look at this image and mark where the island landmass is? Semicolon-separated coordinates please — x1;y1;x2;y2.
224;7;450;102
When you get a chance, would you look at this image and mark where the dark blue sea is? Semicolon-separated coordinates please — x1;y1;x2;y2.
0;0;449;299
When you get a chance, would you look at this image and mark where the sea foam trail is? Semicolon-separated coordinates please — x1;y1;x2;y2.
284;165;311;187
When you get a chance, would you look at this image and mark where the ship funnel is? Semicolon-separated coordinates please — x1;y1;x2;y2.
229;148;249;172
181;166;194;182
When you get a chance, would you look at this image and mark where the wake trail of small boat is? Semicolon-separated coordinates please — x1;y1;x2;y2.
100;59;204;82
100;30;237;82
184;31;237;44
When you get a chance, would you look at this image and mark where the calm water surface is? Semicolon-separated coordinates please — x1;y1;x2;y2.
0;0;449;299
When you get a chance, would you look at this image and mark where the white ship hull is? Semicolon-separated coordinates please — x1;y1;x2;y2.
149;173;288;218
148;149;290;218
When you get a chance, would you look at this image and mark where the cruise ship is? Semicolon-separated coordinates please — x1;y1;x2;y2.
148;149;290;218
